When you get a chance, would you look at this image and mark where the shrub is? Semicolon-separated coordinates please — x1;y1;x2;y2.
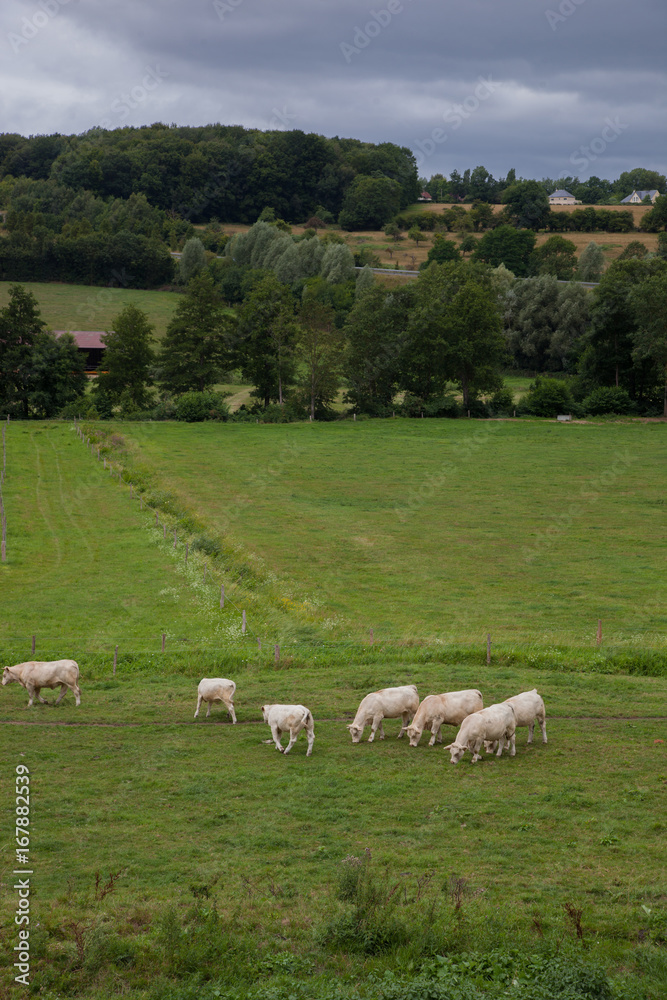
519;377;577;417
488;386;514;415
582;385;633;415
174;391;229;422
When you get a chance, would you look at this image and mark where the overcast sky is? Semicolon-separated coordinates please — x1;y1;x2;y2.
1;0;666;183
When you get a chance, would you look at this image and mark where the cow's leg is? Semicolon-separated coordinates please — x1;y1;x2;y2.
527;720;535;744
305;724;314;757
368;715;383;742
225;700;237;724
508;732;516;757
496;735;505;757
25;684;35;708
539;717;547;743
283;728;299;755
205;700;213;718
471;738;484;763
54;683;68;705
194;695;203;719
32;685;49;705
72;683;81;707
428;721;440;747
397;711;410;738
271;725;284;752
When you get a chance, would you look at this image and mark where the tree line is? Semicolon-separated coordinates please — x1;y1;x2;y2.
2;226;665;420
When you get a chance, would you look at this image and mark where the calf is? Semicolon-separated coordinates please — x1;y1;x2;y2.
484;689;547;752
262;704;315;756
402;689;484;747
2;660;81;708
444;703;516;764
347;685;419;743
194;678;237;722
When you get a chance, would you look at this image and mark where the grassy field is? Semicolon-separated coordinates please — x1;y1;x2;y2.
0;281;182;340
1;661;665;998
1;418;666;998
101;419;667;649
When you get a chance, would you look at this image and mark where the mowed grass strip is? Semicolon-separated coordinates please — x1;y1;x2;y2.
117;419;667;646
0;423;241;644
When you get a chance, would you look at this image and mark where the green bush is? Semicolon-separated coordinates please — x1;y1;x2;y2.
174;391;229;422
488;386;515;415
519;377;578;418
582;386;633;415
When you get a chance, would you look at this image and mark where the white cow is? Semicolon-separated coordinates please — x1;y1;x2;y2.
262;704;315;756
2;660;81;708
444;702;516;764
484;689;547;752
402;689;484;747
194;678;237;722
346;685;419;743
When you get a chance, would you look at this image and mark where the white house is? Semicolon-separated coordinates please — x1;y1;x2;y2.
548;189;579;205
620;189;660;204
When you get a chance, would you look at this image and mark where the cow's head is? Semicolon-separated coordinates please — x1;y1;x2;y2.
443;742;467;764
401;724;421;747
261;705;270;723
2;666;17;686
346;723;364;743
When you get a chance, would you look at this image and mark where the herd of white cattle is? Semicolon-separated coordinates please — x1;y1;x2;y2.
2;661;547;765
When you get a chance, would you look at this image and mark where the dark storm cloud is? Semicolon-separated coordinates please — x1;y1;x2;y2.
1;0;665;181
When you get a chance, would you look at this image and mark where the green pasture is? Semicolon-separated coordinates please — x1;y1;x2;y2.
0;281;181;339
0;421;301;648
0;661;665;998
111;418;667;649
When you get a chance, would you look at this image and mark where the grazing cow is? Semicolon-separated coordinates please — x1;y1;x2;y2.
262;704;315;756
444;703;516;764
194;678;237;722
2;660;81;708
402;689;484;747
484;689;547;752
346;685;419;743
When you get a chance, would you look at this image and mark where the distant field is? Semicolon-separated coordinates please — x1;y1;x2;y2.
112;419;667;648
0;280;182;339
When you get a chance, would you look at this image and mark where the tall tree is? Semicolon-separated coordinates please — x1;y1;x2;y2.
472;225;536;277
28;331;87;418
237;274;296;406
96;304;156;409
344;285;414;413
630;271;667;416
295;298;345;419
159;272;236;394
502;180;551;230
178;237;207;283
504;275;589;372
532;235;578;280
0;284;45;418
577;241;606;282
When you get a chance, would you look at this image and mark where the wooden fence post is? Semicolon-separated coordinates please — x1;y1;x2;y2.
274;644;280;665
162;633;166;652
155;511;159;527
173;529;177;549
220;584;224;608
103;457;106;470
163;523;166;540
596;619;602;646
486;633;491;665
257;638;262;651
32;634;36;655
113;644;118;676
140;495;143;510
242;610;246;634
369;628;374;645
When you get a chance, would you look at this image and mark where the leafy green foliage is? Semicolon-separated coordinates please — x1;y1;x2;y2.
174;390;230;422
533;235;578;280
504;275;590;372
159;273;236;394
581;386;633;415
96;303;156;410
473;225;537;277
577;242;606;282
502;180;551;230
178;237;207;283
338;174;403;230
519;376;576;416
